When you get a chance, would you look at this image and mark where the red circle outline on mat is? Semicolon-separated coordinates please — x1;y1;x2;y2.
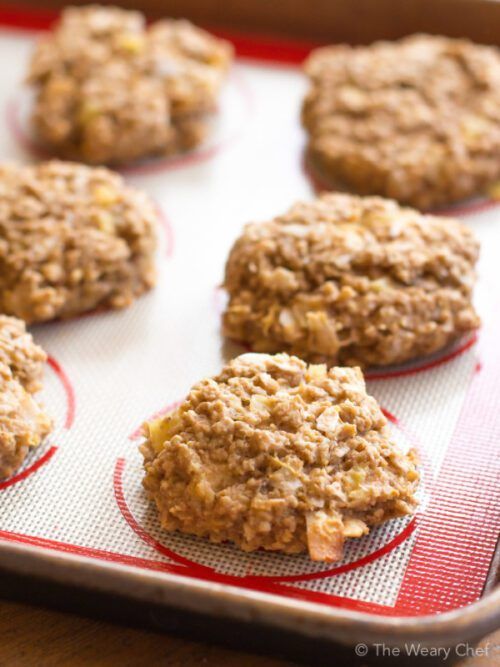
117;408;419;583
47;355;75;429
365;332;478;381
432;198;500;217
5;69;253;177
301;150;500;218
0;445;57;491
0;354;75;490
225;332;478;382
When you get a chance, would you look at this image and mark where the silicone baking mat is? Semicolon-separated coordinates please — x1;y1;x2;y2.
0;5;498;620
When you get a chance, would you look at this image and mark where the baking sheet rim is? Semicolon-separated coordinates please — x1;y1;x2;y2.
1;538;499;647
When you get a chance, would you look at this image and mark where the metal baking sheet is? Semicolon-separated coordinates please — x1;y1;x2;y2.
0;6;499;649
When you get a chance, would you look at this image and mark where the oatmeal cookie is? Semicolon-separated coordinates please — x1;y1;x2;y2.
141;353;418;561
27;5;232;165
0;161;157;323
302;34;500;209
223;193;479;367
0;315;47;393
0;316;52;479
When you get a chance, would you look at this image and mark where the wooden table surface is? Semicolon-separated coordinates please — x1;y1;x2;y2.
0;598;498;666
0;599;294;667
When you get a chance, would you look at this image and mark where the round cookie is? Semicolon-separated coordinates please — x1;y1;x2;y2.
0;161;158;323
27;5;233;165
223;193;480;367
0;316;52;479
302;34;500;210
141;353;419;562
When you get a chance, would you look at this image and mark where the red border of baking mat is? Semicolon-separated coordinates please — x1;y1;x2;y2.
0;4;318;62
0;3;498;617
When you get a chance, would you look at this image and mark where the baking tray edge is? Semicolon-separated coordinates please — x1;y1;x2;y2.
0;539;499;648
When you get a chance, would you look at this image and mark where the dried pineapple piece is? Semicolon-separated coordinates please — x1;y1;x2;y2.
343;517;369;538
306;363;327;381
306;510;344;562
93;184;119;206
146;410;183;452
116;32;145;54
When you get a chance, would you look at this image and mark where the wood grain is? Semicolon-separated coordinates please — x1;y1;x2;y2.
0;599;295;667
0;599;498;666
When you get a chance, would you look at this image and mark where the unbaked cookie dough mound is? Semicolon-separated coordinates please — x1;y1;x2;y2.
223;193;480;367
0;316;52;479
0;315;47;393
302;34;500;209
141;353;418;562
27;5;233;165
0;161;158;323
